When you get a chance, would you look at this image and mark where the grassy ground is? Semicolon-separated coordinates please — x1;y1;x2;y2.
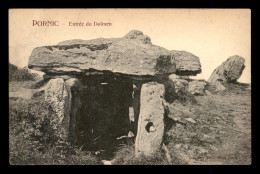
110;82;251;165
9;64;251;165
163;82;251;165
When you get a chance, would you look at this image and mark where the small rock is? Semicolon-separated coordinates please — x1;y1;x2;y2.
198;147;208;154
149;125;156;132
187;80;207;95
169;74;181;80
95;151;100;155
175;144;182;149
129;107;134;122
102;160;113;165
172;117;181;122
184;118;196;124
168;74;189;94
215;81;226;92
128;131;135;138
116;135;128;140
205;90;212;95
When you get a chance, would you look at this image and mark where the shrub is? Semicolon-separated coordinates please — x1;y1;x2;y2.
9;63;37;81
9;97;99;165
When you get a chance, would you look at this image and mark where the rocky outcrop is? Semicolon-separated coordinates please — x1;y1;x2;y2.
28;30;202;77
208;55;245;86
135;82;166;157
171;50;201;75
187;80;207;95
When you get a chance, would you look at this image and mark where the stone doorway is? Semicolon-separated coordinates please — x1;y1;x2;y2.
77;74;138;159
43;73;165;160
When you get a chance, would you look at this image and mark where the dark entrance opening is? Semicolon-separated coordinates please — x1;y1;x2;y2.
76;73;137;160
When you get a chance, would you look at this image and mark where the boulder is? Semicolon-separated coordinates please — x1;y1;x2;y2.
135;82;166;157
168;74;188;93
28;30;202;77
187;80;207;95
208;55;245;85
171;50;201;75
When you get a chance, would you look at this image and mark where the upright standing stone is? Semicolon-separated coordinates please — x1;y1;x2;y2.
208;55;245;84
132;82;142;135
65;78;83;141
44;78;71;139
44;77;83;140
135;82;166;157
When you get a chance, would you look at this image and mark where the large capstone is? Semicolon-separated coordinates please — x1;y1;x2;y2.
135;82;166;157
28;30;202;77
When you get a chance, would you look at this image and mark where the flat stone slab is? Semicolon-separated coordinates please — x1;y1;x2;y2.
28;30;201;77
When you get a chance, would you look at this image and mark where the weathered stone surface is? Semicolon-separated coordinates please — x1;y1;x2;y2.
135;82;165;157
187;80;207;95
171;50;201;75
28;30;174;76
168;74;189;93
215;81;226;92
205;90;212;96
44;77;83;140
65;78;83;140
28;30;202;77
208;55;245;85
43;74;72;80
44;78;71;138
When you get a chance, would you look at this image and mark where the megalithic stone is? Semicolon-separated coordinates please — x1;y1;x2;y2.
44;77;83;141
65;78;83;141
44;78;71;139
135;82;166;157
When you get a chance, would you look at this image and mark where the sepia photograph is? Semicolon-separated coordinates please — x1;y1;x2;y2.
9;8;251;165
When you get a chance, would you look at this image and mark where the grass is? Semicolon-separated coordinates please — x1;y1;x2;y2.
162;82;251;165
112;139;170;165
9;94;100;165
9;63;38;82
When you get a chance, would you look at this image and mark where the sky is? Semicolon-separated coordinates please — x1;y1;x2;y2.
9;9;251;83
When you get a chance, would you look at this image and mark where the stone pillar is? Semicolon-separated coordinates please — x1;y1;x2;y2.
44;78;71;139
44;77;82;141
65;78;83;141
131;82;142;135
135;82;166;157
